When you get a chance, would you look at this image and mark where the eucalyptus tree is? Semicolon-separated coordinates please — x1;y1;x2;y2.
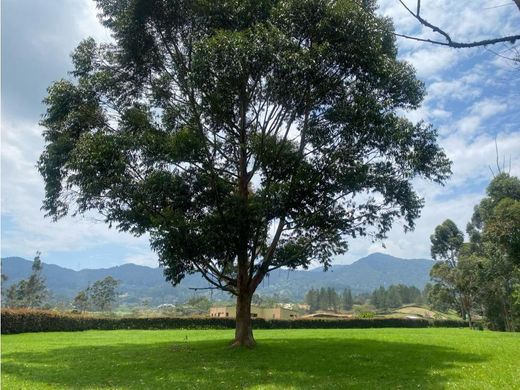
88;276;120;312
39;0;451;346
430;219;464;267
4;252;47;308
467;173;520;330
429;220;474;323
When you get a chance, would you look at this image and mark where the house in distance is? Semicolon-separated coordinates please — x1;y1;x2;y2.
209;305;299;320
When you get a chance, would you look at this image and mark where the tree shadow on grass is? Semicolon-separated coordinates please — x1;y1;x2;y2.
2;336;486;389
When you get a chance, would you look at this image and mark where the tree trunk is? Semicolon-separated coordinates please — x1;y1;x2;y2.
231;290;255;348
502;301;513;332
462;295;472;328
231;83;255;348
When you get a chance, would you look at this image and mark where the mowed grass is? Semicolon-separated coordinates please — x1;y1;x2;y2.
2;328;519;389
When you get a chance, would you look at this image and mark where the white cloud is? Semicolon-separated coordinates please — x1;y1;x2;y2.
123;253;158;268
442;132;520;185
403;47;462;79
78;0;113;42
470;99;508;117
332;115;520;265
428;77;483;102
0;117;152;261
453;98;509;135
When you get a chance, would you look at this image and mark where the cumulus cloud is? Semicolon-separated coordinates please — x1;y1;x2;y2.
403;47;463;80
0;117;154;264
123;253;159;268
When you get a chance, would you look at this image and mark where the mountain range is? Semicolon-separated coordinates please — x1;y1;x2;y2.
1;253;434;305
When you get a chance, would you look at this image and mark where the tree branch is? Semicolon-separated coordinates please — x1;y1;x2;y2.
396;0;520;48
188;286;221;291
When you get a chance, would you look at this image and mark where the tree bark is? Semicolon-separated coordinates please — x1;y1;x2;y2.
230;84;256;348
231;289;255;348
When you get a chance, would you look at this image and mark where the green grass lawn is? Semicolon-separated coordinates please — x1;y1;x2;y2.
2;328;519;389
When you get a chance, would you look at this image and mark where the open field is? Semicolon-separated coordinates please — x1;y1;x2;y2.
2;328;519;389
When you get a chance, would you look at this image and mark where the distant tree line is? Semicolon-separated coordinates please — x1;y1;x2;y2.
304;284;431;313
304;288;353;312
371;284;427;309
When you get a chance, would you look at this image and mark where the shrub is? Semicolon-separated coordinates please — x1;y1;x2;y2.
1;309;469;334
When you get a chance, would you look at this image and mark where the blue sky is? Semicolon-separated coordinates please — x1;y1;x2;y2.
1;0;519;270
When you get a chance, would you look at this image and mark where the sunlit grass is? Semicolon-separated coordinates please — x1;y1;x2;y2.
2;328;519;389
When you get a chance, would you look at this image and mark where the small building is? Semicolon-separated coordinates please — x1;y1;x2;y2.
209;305;299;320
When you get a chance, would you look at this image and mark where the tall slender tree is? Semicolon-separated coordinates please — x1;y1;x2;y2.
430;219;464;268
429;220;474;323
342;288;353;310
4;252;47;308
73;290;90;312
38;0;451;346
467;173;520;331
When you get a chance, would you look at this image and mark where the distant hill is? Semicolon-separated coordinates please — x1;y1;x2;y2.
1;253;434;305
255;253;434;298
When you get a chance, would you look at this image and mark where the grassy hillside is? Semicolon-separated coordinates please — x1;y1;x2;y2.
2;328;519;389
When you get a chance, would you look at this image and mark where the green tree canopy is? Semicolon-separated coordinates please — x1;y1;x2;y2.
430;219;464;267
429;174;520;331
88;276;119;312
4;252;47;309
38;0;451;346
468;173;520;330
73;290;90;312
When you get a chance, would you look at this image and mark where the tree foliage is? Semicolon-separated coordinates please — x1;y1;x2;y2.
73;277;120;312
305;287;351;312
430;174;520;331
430;219;464;266
73;290;90;312
468;173;520;331
4;252;48;309
428;219;478;324
88;276;120;312
38;0;451;346
371;284;423;309
342;288;353;310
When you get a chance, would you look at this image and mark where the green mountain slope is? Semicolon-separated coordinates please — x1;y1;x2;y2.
1;253;433;304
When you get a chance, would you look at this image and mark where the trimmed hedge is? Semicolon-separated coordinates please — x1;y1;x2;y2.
1;309;468;334
0;309;235;334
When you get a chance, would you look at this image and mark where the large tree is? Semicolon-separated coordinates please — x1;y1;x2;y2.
88;276;120;312
467;173;520;331
38;0;450;346
429;219;477;325
429;174;520;331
